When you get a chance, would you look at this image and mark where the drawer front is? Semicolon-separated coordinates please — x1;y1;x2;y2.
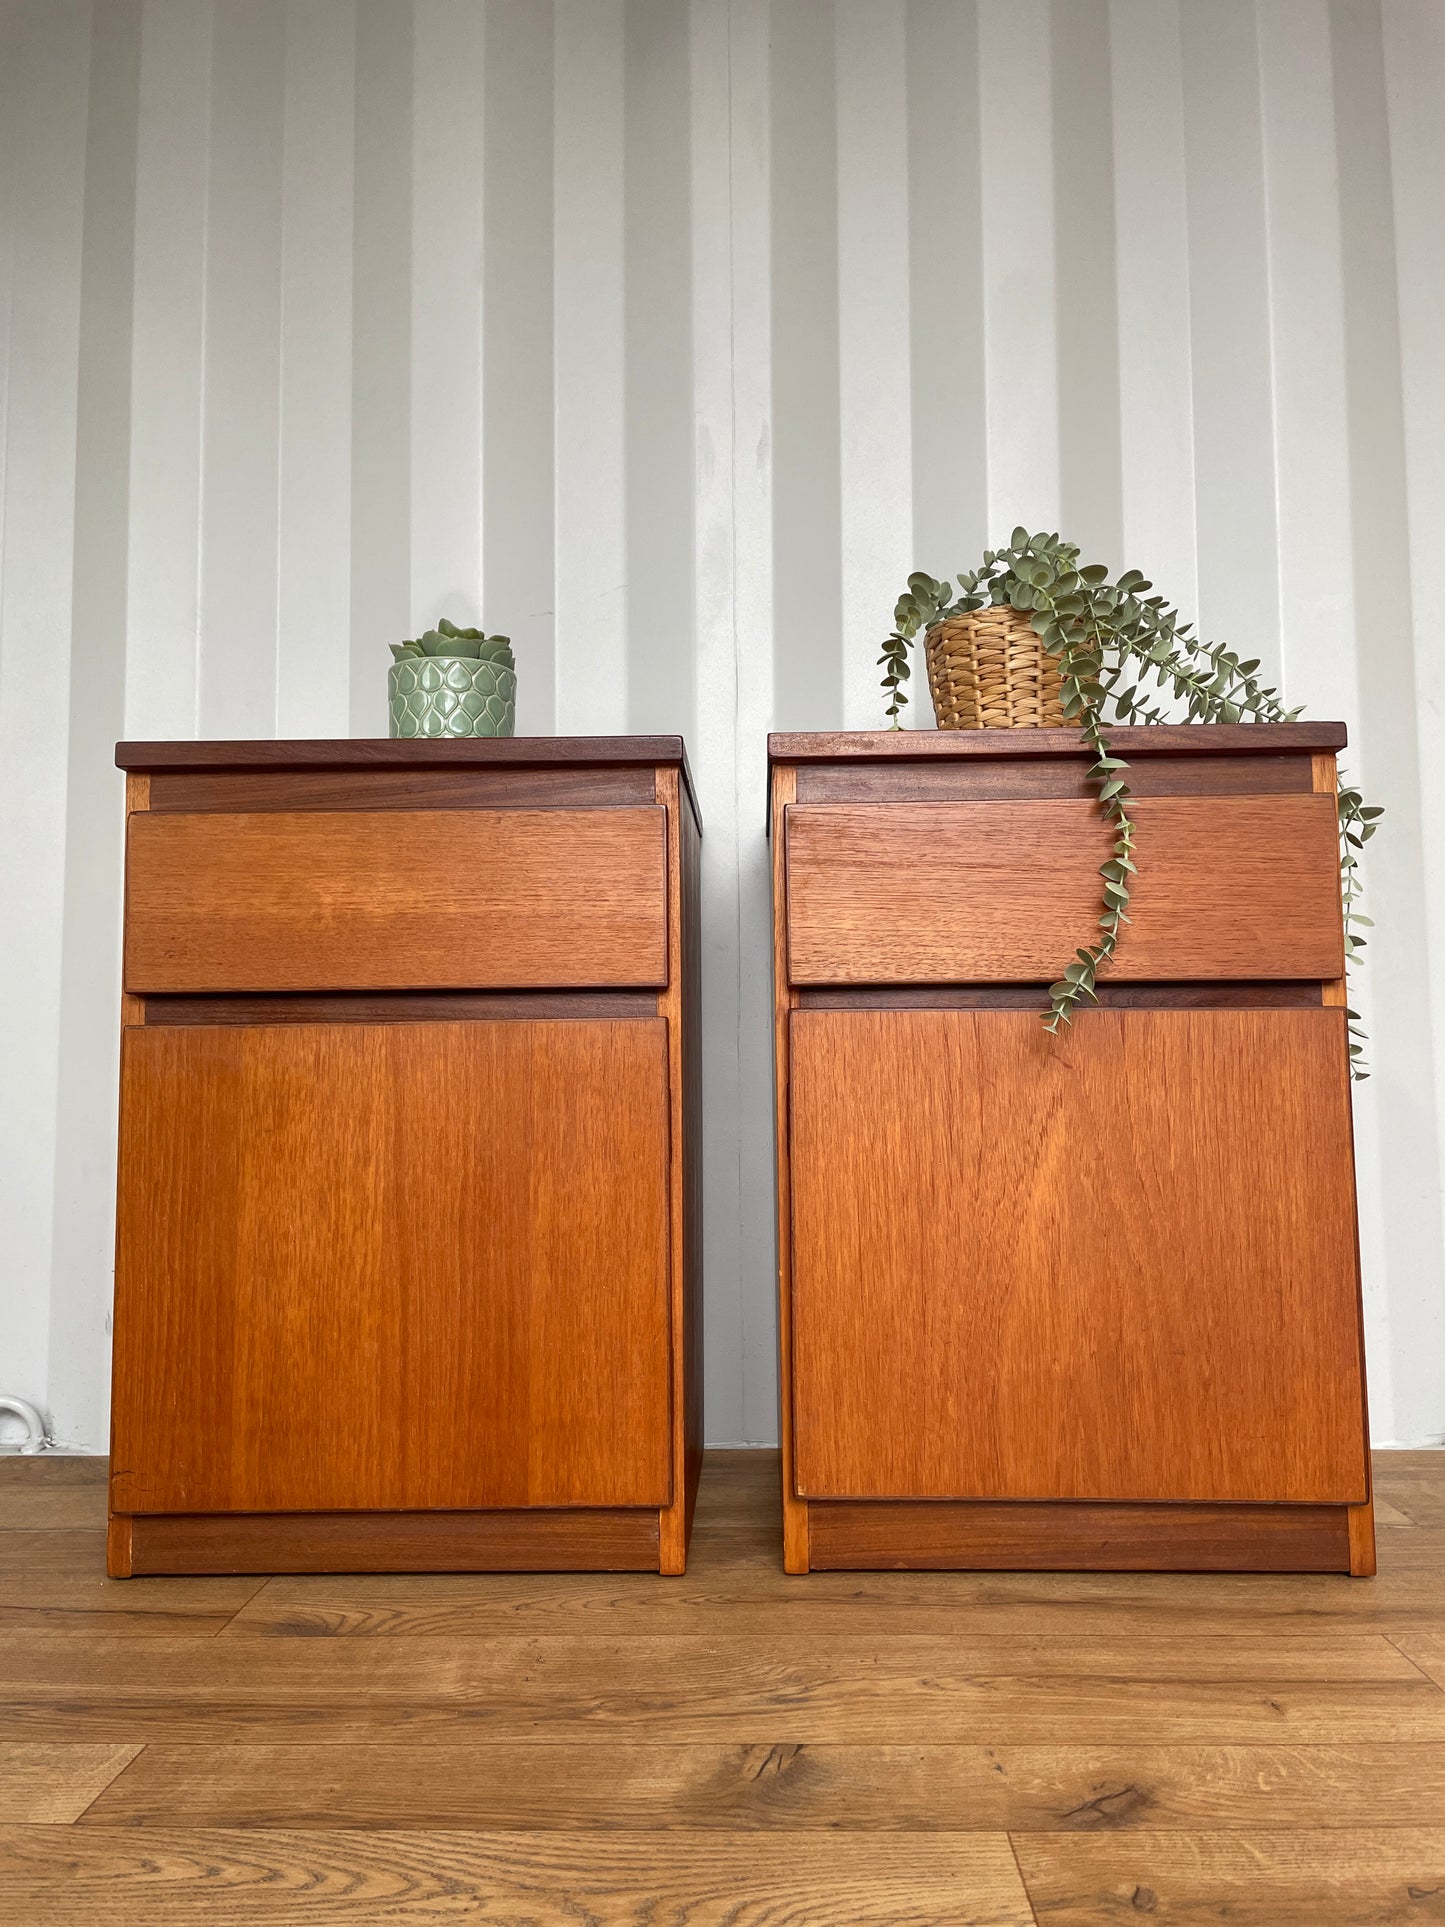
125;806;668;992
785;793;1343;984
789;1006;1368;1505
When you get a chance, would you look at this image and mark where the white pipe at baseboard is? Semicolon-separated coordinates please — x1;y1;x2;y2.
0;1396;49;1454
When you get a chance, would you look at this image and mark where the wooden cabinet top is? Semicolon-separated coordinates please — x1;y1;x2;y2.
768;722;1346;763
116;732;692;772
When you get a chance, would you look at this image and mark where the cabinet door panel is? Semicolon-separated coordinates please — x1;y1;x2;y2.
790;1008;1367;1504
112;1020;672;1513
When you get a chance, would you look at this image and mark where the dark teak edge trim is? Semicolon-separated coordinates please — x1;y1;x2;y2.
141;991;663;1026
115;1506;663;1576
148;767;658;813
792;753;1315;805
116;736;701;832
769;722;1347;761
797;983;1326;1012
805;1499;1354;1573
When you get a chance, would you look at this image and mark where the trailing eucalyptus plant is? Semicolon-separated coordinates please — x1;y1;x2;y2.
879;529;1381;1074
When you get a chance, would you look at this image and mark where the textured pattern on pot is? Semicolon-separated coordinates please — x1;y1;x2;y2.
389;654;516;737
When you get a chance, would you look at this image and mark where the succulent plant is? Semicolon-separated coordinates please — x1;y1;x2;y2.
391;617;514;668
387;616;517;738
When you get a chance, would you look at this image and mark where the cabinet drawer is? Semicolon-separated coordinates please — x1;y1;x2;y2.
785;793;1343;984
125;806;668;992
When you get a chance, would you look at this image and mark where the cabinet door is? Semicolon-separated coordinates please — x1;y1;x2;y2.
112;1020;672;1514
790;1007;1368;1505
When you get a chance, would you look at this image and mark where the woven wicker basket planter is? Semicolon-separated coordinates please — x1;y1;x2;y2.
924;603;1066;729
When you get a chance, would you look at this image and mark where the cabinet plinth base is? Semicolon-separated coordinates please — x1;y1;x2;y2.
109;1506;664;1577
798;1498;1375;1575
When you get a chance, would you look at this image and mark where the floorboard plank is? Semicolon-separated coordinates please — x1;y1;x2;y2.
0;1825;1036;1925
0;1531;265;1636
1011;1828;1445;1924
0;1743;141;1822
0;1484;107;1531
1372;1499;1416;1528
76;1740;1445;1833
1390;1634;1445;1690
0;1456;107;1488
1372;1452;1445;1530
220;1554;1445;1640
3;1632;1441;1746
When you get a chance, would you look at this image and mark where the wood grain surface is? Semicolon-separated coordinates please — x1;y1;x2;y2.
788;1008;1368;1508
116;732;689;772
8;1454;1443;1644
147;766;657;813
0;1827;1036;1925
653;771;705;1574
75;1739;1445;1832
1010;1829;1445;1925
124;806;669;992
794;751;1314;804
111;1020;672;1516
769;722;1348;761
806;1502;1353;1572
120;1508;662;1576
3;1450;1445;1925
141;991;660;1026
1390;1632;1445;1690
6;1631;1437;1748
796;981;1326;1011
0;1744;140;1822
770;766;810;1573
784;794;1344;984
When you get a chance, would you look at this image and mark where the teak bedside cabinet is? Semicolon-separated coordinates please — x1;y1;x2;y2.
109;737;702;1577
769;724;1374;1576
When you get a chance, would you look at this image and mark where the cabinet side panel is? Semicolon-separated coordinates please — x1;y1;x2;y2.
656;768;701;1575
772;766;809;1571
789;1007;1368;1505
1314;748;1375;1570
681;792;704;1531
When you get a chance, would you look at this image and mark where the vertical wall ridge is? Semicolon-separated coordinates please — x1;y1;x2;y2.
0;0;93;1437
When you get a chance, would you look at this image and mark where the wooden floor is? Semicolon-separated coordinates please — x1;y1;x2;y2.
3;1451;1445;1924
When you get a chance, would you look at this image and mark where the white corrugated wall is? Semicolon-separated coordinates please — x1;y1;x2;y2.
1;0;1442;1450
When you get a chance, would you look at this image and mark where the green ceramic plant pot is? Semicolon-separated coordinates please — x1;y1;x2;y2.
388;655;516;737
